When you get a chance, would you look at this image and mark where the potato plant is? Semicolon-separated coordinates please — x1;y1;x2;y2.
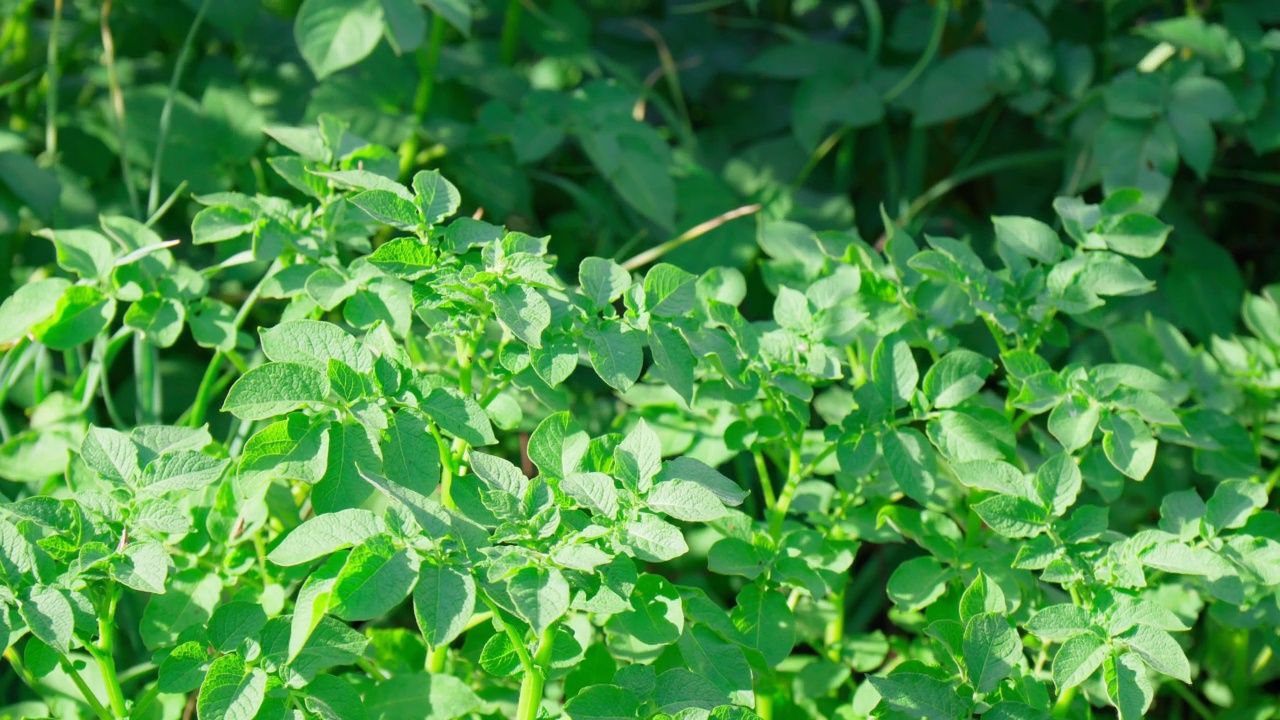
0;112;1278;720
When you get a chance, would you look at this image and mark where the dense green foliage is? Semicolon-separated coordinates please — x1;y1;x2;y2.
3;1;1280;719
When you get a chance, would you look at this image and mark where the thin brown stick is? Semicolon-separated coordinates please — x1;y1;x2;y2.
619;203;762;271
101;0;141;218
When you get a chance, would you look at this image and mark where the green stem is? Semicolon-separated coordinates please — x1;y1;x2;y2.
1232;628;1250;706
858;0;883;64
882;0;947;103
752;450;777;511
1051;685;1077;718
59;655;113;720
398;18;447;181
32;345;50;405
768;447;802;539
186;258;281;424
499;0;523;66
456;336;473;395
1166;681;1213;720
756;691;774;720
516;624;557;720
130;682;160;717
44;0;61;165
146;0;211;217
188;350;224;427
93;583;128;718
900;149;1064;226
134;334;159;424
427;644;448;673
824;583;845;661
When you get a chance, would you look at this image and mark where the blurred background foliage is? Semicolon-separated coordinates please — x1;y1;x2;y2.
2;0;1279;336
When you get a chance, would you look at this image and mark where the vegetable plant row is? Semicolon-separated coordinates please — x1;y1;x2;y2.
2;114;1279;720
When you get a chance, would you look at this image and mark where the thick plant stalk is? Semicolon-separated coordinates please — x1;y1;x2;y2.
516;625;557;720
398;17;447;181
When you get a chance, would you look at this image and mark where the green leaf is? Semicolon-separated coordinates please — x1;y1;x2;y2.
364;672;483;720
1121;625;1190;682
1034;453;1082;517
959;572;1007;622
1101;411;1157;481
158;641;210;694
887;556;951;612
81;426;140;483
294;0;385;79
913;47;995;126
1027;605;1092;641
881;428;937;505
579;257;631;310
0;277;71;344
508;565;569;635
412;170;461;224
414;563;475;649
621;514;688;562
872;335;918;409
1105;652;1154;720
192;205;258;244
19;586;74;654
422;0;471;35
973;495;1049;538
646;478;726;522
350;189;422;229
560;472;619;518
585;323;643;392
1205;479;1267;533
290;554;344;662
139;450;228;495
527;412;589;480
190;298;236;352
32;286;116;350
616;573;684;646
112;541;170;593
221;362;330;420
494;284;550;348
383;408;441;497
1053;632;1108;691
267;508;386;566
1048;395;1100;453
615;419;662;493
196;653;267;720
658;456;746;506
923;350;994;409
644;264;697;317
963;613;1022;693
677;624;755;707
207;602;268;653
531;335;579;387
261;320;374;373
125;294;186;348
328;535;419;621
140;571;222;649
868;672;971;719
37;228;115;279
368;237;436;278
993;216;1063;264
648;323;696;406
305;675;368;720
421;387;497;446
564;685;641;720
731;584;795;667
238;414;330;490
